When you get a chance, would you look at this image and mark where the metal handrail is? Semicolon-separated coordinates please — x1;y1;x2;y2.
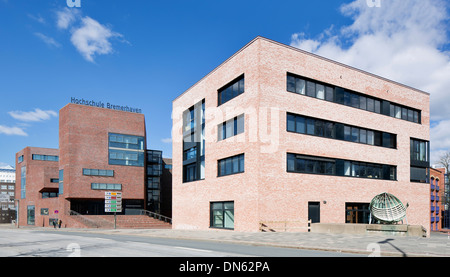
68;210;113;228
139;210;172;224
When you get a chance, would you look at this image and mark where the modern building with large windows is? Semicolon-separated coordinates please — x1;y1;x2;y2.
172;36;430;233
15;103;171;228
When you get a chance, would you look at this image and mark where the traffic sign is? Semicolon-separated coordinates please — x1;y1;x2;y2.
105;192;122;213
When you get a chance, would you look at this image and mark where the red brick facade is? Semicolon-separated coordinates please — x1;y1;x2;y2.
16;104;147;228
172;37;430;234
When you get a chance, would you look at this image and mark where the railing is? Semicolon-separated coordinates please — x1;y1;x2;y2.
259;220;312;232
139;210;172;224
68;210;113;228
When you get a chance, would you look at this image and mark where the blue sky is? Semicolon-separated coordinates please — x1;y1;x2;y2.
0;0;449;168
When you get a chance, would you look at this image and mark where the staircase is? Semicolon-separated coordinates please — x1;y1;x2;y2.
68;210;172;229
114;215;172;229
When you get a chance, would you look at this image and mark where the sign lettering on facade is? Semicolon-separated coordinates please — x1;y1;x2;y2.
70;97;142;114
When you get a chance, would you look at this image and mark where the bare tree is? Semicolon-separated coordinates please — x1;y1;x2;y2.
437;152;450;174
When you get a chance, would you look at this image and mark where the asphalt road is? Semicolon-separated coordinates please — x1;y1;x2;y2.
0;228;365;257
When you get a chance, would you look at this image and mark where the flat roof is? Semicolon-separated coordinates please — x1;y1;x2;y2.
174;36;429;102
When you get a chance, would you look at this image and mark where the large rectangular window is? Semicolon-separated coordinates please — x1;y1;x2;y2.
410;138;430;183
218;154;244;177
91;183;122;190
218;114;245;141
32;154;59;161
410;166;428;183
287;153;396;180
218;75;245;106
210;201;234;229
58;169;64;195
287;72;421;123
410;138;429;163
109;133;145;167
287;113;396;149
183;99;205;183
20;166;26;199
27;205;35;225
346;203;370;224
83;168;114;177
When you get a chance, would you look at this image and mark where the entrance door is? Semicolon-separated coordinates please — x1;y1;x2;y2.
345;203;370;223
308;202;320;223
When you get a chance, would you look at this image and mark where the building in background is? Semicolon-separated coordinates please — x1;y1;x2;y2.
15;103;171;228
0;165;16;223
172;36;430;233
430;167;445;231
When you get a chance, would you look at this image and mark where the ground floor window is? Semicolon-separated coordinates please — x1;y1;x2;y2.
345;202;370;224
27;205;35;225
210;201;234;229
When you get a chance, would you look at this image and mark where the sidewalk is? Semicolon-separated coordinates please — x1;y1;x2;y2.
39;226;450;257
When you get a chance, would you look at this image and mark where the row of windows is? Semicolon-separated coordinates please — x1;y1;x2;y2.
218;114;244;141
218;154;245;177
42;192;58;199
91;183;122;190
287;113;396;148
390;103;420;123
0;185;14;190
83;168;114;177
287;74;335;102
109;149;144;167
287;153;396;181
218;75;245;106
32;154;59;162
287;73;421;124
109;133;145;151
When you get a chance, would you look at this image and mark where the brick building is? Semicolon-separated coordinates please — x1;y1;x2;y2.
172;37;430;234
0;165;16;223
430;167;445;231
15;103;170;228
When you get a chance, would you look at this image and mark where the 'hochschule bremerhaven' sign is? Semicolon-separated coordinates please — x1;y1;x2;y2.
70;97;142;114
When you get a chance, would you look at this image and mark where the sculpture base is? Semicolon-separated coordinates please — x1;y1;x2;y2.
311;223;427;237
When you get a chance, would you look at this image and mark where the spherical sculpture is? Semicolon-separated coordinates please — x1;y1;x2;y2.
369;192;407;224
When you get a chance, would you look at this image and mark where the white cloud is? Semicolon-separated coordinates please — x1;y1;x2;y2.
55;8;125;63
70;16;123;63
8;108;57;122
56;7;80;30
28;13;46;24
161;137;172;144
0;125;27;136
290;0;450;165
34;32;61;48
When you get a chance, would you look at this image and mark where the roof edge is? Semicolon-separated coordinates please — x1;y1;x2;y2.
173;36;429;102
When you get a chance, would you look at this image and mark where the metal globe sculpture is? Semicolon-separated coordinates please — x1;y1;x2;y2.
369;192;407;224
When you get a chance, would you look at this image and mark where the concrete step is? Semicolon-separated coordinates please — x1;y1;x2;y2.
69;215;172;229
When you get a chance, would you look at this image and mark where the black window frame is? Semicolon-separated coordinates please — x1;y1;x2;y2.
286;112;397;149
287;72;421;124
287;153;397;181
210;201;234;230
218;154;245;177
218;74;245;106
